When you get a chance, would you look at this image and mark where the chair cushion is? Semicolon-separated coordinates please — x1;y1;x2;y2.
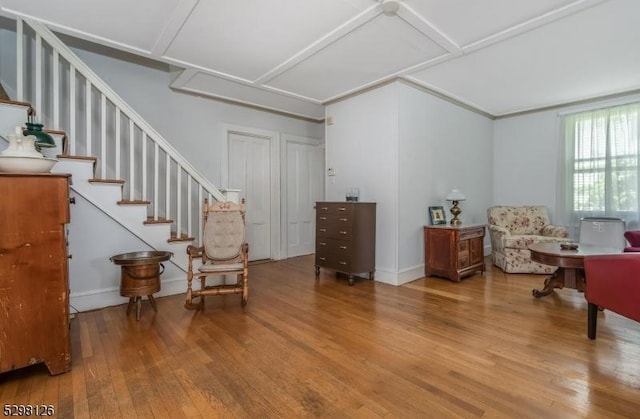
541;224;569;238
502;234;568;250
203;210;245;260
199;262;244;273
624;230;640;247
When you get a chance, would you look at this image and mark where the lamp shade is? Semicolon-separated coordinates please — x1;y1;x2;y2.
445;188;466;201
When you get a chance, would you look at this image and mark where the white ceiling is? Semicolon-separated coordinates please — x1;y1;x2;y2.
1;0;639;121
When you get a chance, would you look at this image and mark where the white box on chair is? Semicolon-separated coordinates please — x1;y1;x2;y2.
579;217;626;251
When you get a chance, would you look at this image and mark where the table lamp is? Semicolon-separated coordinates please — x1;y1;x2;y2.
445;188;466;226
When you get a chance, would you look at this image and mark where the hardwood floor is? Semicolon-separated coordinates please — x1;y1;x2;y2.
1;255;639;418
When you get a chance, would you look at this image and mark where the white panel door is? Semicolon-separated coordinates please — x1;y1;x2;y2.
228;132;271;261
287;141;324;257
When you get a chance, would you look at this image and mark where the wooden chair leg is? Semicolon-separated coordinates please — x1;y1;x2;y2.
184;279;204;310
588;302;598;340
240;272;248;307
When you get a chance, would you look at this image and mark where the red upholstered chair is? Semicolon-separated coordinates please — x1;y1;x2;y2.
583;254;640;339
624;230;640;252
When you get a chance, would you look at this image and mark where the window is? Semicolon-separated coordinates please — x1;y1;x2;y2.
560;102;640;235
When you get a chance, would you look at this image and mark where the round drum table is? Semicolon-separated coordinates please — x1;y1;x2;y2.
528;243;620;298
110;251;172;320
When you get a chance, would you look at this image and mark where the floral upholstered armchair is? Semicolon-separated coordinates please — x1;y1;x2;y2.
487;206;571;274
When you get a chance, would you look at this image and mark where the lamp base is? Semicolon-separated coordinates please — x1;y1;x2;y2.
449;200;462;226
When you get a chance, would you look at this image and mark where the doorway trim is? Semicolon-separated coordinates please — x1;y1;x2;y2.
221;124;281;260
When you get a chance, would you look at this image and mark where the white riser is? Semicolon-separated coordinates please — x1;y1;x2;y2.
52;158;190;271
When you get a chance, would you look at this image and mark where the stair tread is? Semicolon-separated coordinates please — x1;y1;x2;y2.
168;234;195;243
58;154;97;162
0;98;34;115
118;200;151;205
89;178;125;184
144;217;174;225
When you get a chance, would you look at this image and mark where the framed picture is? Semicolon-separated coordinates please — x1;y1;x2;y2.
428;206;446;225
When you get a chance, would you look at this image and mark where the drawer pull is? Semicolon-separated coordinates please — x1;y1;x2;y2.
339;261;347;265
319;228;326;232
339;218;348;222
319;242;327;246
319;257;326;261
339;246;347;250
338;207;347;211
320;207;328;211
339;231;347;235
319;216;326;220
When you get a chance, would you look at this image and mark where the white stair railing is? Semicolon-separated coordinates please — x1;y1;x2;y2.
14;18;224;245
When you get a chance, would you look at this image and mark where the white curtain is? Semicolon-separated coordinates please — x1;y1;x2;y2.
557;102;640;238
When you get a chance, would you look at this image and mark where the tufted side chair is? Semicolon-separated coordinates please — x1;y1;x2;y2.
185;199;249;309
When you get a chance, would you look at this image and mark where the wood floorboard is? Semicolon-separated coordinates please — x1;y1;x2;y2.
1;254;640;418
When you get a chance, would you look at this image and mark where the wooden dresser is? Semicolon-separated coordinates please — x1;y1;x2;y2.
0;173;72;375
315;202;376;285
424;224;485;282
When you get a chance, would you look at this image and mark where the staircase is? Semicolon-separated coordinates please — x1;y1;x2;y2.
2;18;228;272
0;18;233;311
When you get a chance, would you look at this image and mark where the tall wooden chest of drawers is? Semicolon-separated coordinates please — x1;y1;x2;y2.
315;202;376;285
424;224;485;282
0;173;72;375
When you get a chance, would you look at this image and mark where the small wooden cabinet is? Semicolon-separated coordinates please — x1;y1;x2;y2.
424;224;485;282
0;173;72;375
315;202;376;285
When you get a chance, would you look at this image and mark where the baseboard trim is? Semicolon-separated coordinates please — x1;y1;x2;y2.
372;264;425;286
397;264;425;285
69;275;186;313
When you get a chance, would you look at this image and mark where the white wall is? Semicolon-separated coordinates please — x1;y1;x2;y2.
398;83;494;280
493;110;559;213
325;82;494;285
325;83;399;282
67;193;186;312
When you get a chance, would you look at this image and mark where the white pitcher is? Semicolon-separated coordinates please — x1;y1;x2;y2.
1;126;43;158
